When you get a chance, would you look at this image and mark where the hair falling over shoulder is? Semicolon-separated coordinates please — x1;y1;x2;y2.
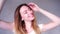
14;3;41;34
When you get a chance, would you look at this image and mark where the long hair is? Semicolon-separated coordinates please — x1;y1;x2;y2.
14;3;41;34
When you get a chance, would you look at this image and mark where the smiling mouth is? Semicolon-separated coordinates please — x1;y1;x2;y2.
28;14;34;18
28;13;34;18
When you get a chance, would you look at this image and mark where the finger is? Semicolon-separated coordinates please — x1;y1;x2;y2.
28;2;36;5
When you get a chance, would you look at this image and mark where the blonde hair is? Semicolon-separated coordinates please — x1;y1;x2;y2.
14;3;41;34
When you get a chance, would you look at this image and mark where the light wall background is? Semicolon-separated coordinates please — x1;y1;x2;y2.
0;0;60;34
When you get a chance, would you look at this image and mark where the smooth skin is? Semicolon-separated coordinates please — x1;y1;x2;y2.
0;2;60;32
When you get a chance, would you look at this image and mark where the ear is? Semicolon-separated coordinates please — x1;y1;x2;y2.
21;16;24;20
22;18;24;20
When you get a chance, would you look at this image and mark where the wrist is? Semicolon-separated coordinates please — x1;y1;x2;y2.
38;8;43;12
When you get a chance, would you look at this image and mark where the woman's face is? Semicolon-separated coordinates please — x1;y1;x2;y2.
20;6;35;21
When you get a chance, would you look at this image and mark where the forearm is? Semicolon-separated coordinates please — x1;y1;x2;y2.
38;8;59;23
0;20;13;31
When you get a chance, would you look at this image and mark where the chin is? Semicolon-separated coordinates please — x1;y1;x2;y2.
29;17;35;21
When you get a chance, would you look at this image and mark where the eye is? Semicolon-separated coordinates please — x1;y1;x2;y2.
24;11;27;14
28;9;32;11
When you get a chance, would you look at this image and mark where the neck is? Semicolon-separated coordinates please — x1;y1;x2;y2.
25;20;32;29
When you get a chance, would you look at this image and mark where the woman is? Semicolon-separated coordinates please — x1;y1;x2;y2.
13;3;60;34
0;3;60;34
14;3;41;34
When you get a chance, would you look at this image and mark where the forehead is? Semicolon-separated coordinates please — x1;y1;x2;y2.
20;6;29;12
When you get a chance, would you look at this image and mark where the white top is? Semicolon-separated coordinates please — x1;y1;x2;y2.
13;24;43;34
28;24;43;34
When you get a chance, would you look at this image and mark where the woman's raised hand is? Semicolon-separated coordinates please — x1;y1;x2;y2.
28;2;40;12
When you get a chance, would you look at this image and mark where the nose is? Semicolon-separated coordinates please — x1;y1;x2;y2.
28;11;33;15
28;11;34;16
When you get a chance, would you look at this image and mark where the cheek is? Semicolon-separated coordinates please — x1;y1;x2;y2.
22;14;28;19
